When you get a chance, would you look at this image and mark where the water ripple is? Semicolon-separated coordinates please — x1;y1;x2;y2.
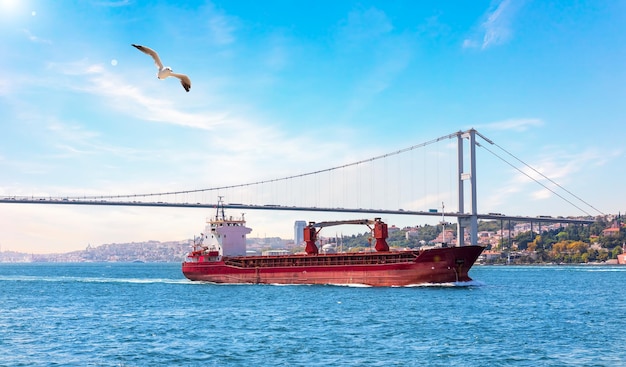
1;263;625;366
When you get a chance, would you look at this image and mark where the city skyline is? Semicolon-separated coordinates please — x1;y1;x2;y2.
1;1;625;253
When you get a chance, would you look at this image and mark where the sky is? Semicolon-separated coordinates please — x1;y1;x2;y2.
1;0;625;254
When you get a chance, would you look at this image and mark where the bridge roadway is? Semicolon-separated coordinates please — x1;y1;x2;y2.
0;197;595;225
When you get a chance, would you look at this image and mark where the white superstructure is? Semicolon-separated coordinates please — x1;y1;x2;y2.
199;198;252;257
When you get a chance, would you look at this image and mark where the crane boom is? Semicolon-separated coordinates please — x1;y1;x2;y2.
303;218;390;255
311;219;375;228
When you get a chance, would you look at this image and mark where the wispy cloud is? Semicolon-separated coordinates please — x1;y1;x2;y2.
336;7;413;114
262;32;291;71
49;59;229;130
418;13;452;40
91;0;131;7
406;192;455;211
483;146;614;214
347;43;412;112
463;0;523;50
481;0;516;49
208;13;237;45
202;3;239;45
45;120;148;160
0;78;8;96
37;59;361;192
47;120;101;141
22;29;51;44
479;118;543;132
337;7;394;43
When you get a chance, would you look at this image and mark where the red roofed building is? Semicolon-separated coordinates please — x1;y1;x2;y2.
602;227;621;237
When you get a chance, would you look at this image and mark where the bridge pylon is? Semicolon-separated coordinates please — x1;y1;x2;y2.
457;129;479;246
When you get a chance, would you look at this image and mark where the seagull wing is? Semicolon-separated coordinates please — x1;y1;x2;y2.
170;72;191;92
132;44;163;69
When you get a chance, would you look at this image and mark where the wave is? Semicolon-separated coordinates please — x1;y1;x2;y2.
325;283;372;288
403;279;486;288
0;275;189;285
197;281;483;288
1;274;491;288
578;267;626;272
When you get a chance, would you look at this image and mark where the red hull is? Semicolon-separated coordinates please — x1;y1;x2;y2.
182;246;484;287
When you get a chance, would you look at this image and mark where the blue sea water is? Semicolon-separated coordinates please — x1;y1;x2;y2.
1;263;625;366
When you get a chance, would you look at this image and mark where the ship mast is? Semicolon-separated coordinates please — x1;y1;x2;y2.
216;195;226;221
440;201;446;244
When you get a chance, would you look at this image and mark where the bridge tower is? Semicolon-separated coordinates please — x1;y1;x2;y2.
457;129;479;246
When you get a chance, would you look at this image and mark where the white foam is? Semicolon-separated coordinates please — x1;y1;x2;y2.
403;279;486;288
0;275;188;285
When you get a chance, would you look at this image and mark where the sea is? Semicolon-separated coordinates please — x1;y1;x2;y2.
1;263;625;367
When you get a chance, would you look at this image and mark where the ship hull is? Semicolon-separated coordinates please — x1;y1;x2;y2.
182;245;484;287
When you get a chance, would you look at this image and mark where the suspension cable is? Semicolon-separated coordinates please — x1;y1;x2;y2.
487;140;604;216
68;129;603;218
476;142;597;217
71;131;461;200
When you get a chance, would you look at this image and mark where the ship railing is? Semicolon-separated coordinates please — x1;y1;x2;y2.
223;251;419;268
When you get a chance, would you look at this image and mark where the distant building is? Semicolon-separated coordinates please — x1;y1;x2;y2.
616;244;626;265
478;250;502;263
514;223;531;233
432;230;455;244
294;220;307;245
477;231;493;245
405;229;419;240
602;227;621;237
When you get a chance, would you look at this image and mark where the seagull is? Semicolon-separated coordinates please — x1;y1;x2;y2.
131;44;191;92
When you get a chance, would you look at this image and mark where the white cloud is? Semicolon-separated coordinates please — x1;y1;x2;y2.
406;192;455;211
262;32;292;71
20;55;359;169
208;13;237;45
49;59;229;130
463;0;523;50
22;29;51;44
531;188;552;200
462;39;478;49
91;0;131;7
480;118;543;132
24;58;363;200
481;146;609;215
47;121;101;141
481;0;515;49
0;78;9;95
199;3;239;45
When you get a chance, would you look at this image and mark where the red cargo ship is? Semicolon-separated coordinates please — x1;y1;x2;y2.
182;200;484;287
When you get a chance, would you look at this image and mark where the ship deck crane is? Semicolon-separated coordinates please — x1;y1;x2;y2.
303;218;389;255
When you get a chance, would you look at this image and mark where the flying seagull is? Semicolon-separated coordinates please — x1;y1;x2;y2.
132;44;191;92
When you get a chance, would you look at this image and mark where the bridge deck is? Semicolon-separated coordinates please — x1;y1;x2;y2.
0;197;595;224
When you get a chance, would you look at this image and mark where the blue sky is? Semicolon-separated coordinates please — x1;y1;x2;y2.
1;0;625;254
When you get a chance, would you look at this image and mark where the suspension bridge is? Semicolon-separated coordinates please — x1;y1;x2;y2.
0;129;599;246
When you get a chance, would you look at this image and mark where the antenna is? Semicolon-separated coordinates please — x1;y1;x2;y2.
216;196;225;220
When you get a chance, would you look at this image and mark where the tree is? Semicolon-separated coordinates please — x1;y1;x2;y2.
581;252;589;263
514;231;534;251
567;241;588;254
599;230;625;249
528;235;544;252
611;246;623;259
